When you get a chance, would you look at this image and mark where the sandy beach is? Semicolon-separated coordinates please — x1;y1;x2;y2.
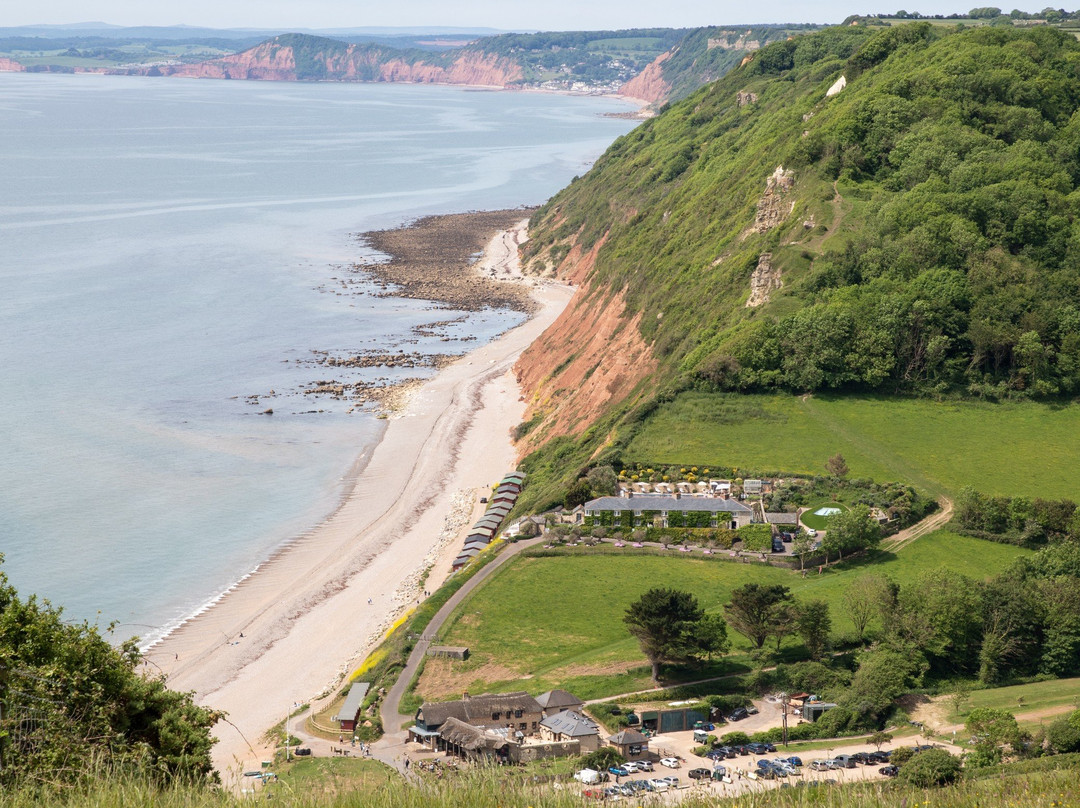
146;215;568;782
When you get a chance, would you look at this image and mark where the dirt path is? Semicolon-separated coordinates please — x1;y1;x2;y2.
910;694;1077;736
882;497;954;552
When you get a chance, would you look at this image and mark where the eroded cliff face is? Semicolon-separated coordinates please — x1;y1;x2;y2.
0;57;24;72
514;234;657;457
153;42;521;86
618;51;671;105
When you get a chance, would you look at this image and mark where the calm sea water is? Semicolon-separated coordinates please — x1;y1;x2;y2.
0;72;636;643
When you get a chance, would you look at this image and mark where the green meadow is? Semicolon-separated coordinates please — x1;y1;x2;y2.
418;530;1028;701
622;392;1080;498
950;678;1080;727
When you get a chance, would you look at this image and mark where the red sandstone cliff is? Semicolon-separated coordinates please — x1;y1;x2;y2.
618;51;671;105
514;232;657;456
148;39;522;87
0;57;25;72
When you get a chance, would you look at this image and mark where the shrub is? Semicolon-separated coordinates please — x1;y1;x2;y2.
897;748;962;787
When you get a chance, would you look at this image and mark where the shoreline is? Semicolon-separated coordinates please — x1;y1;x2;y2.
146;212;571;783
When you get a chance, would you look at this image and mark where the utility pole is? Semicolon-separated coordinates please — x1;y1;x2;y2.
780;692;789;747
285;706;290;763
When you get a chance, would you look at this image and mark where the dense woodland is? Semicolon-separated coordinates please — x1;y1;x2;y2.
525;24;1080;399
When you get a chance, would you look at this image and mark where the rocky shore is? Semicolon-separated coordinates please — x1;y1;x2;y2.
354;209;538;314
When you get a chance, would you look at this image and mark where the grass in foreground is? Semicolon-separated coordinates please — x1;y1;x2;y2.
416;530;1028;701
623;391;1080;498
1;766;1078;808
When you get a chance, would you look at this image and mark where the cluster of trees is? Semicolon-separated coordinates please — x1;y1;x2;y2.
955;486;1080;545
0;562;218;786
625;541;1079;732
708;26;1080;398
839;542;1080;686
887;7;1080;22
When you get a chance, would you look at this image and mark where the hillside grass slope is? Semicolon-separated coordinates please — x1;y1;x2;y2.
515;23;1080;511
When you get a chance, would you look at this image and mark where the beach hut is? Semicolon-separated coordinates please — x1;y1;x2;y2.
333;682;371;733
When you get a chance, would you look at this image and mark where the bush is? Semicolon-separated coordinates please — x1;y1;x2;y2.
1046;712;1080;754
581;746;625;771
897;748;962;787
721;731;751;746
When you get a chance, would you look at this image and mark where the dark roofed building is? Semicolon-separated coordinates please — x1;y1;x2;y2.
607;728;650;761
415;691;543;736
539;710;600;752
536;689;584;716
333;681;370;733
437;717;511;760
765;512;799;525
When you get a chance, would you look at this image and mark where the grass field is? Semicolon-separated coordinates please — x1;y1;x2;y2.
622;392;1080;498
801;503;849;530
417;530;1028;701
950;678;1080;726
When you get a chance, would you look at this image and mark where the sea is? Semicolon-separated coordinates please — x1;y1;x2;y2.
0;72;637;645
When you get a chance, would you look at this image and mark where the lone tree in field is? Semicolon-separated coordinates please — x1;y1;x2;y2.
624;588;728;682
723;583;793;650
825;453;849;478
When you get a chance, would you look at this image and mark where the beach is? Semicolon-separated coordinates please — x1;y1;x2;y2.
146;213;568;781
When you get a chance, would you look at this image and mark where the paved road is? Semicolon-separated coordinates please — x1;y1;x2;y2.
370;536;545;773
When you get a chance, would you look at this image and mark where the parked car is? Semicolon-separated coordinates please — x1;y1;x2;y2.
688;768;712;780
622;761;640;773
732;744;750;755
809;760;831;771
660;757;681;769
661;776;680;787
868;751;891;764
778;755;803;767
772;537;785;553
879;765;899;777
727;707;750;722
834;755;858;769
574;769;605;784
703;749;725;760
637;760;654;772
648;779;669;793
608;766;629;777
746;742;769;754
293;747;312;757
851;752;872;765
746;704;759;715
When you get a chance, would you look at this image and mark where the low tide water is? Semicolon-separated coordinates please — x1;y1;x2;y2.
0;72;637;643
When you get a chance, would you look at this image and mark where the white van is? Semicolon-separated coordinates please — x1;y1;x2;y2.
573;768;602;784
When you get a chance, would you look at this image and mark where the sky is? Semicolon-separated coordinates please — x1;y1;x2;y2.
2;1;1065;32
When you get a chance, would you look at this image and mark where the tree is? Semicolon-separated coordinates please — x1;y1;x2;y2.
0;563;219;786
586;465;618;496
737;524;773;554
840;646;927;726
564;479;592;509
797;600;832;661
688;614;731;663
822;505;882;561
580;745;625;771
869;730;894;751
842;573;891;641
948;680;973;717
624;589;726;682
792;532;815;571
1046;709;1080;753
901;569;983;672
965;707;1021;765
770;601;799;652
724;584;793;650
825;453;849;478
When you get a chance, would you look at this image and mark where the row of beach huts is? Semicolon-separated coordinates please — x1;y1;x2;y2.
451;472;525;571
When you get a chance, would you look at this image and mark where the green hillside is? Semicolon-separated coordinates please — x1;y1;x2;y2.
517;24;1080;511
524;24;1080;398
